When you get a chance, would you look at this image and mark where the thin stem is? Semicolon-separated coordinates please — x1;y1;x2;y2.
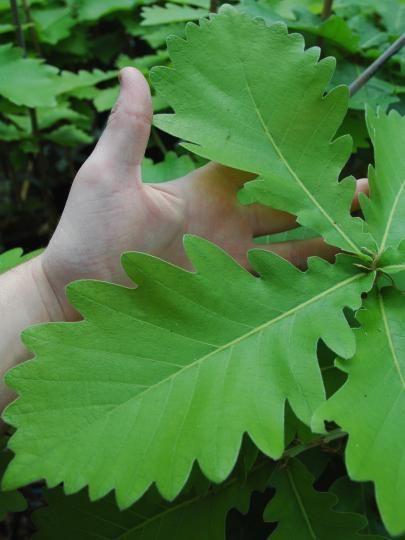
349;34;405;96
321;0;333;21
22;0;42;56
9;0;25;52
9;0;57;230
284;428;345;459
210;0;219;13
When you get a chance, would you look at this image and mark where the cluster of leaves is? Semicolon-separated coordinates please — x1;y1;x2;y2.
1;1;405;539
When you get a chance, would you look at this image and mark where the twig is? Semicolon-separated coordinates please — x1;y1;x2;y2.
284;428;345;459
349;34;405;96
321;0;333;21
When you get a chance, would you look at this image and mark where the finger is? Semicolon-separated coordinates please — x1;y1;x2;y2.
89;67;152;176
205;162;255;187
249;178;369;237
351;177;368;211
248;237;338;270
249;204;297;237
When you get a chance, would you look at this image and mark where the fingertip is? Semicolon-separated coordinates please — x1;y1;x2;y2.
356;177;369;195
118;67;153;121
89;66;153;172
352;177;369;211
250;238;338;269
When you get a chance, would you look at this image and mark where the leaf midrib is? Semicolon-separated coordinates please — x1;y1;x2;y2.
237;51;361;256
378;292;405;389
378;180;405;256
286;466;317;539
21;273;364;457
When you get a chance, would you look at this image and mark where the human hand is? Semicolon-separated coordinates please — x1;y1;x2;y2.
36;67;367;321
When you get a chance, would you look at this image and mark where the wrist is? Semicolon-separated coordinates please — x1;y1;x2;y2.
30;254;67;323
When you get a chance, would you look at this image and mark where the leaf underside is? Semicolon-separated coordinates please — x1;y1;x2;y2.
152;7;372;256
3;237;372;508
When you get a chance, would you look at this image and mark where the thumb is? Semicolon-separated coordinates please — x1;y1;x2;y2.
90;67;152;175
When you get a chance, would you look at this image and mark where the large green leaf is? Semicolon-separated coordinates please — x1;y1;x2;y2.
361;109;405;259
152;8;372;257
0;45;59;108
33;461;271;539
265;459;384;539
3;237;372;507
315;289;405;536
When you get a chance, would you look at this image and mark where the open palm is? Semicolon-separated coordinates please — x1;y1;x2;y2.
42;68;365;320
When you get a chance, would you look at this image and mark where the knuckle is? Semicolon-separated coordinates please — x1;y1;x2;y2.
77;158;112;186
107;103;152;130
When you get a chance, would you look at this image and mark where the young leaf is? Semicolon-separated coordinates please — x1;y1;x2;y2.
3;237;373;508
315;289;405;536
265;459;384;539
33;461;272;539
152;8;372;257
362;109;405;257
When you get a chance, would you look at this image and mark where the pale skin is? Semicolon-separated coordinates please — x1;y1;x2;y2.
0;68;367;411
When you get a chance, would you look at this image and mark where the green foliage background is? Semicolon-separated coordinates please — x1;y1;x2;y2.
0;1;405;539
0;0;404;253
